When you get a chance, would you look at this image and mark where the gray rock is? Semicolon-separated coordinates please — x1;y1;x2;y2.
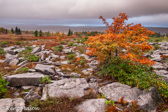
137;87;164;112
35;64;56;75
62;72;81;78
76;99;106;112
155;70;168;76
17;60;28;66
31;47;41;54
151;54;162;62
41;78;89;100
152;62;166;70
3;46;16;52
0;59;4;63
61;61;68;65
0;98;25;112
9;58;19;66
60;55;65;59
28;69;36;72
21;86;34;90
99;82;142;102
13;48;25;54
24;89;41;102
6;72;45;86
52;62;61;66
4;53;18;63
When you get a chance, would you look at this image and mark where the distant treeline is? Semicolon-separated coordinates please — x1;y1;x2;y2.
149;32;168;37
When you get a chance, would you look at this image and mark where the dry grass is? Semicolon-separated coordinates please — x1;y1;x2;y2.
0;63;16;75
27;93;96;112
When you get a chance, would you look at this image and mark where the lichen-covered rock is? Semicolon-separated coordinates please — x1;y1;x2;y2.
99;82;142;102
41;78;89;100
6;72;44;86
0;98;25;112
76;99;106;112
137;87;164;112
35;64;56;75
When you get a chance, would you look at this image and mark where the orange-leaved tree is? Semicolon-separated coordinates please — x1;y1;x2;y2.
86;13;155;66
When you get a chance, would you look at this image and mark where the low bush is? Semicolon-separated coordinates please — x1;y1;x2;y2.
15;67;28;74
67;54;76;61
40;76;51;84
0;47;6;56
0;73;8;98
98;57;168;100
68;42;74;46
28;55;39;62
19;46;39;62
53;45;63;52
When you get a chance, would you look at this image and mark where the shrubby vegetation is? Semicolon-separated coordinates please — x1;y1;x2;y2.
0;73;8;98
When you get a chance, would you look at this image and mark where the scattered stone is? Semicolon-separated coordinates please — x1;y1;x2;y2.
76;99;106;112
4;53;18;63
41;78;89;100
17;60;28;66
151;54;162;62
63;72;81;78
0;98;25;112
9;58;19;66
60;56;65;59
99;82;142;102
152;62;166;70
28;69;36;72
35;64;56;75
21;86;34;90
6;72;45;86
24;89;41;102
31;47;41;54
137;87;164;112
61;61;68;65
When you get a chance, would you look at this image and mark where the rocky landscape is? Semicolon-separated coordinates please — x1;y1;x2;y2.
0;39;167;112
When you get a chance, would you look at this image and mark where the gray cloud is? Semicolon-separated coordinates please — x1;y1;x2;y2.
0;0;168;19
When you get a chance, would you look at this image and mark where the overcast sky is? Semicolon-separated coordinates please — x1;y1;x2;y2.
0;0;168;27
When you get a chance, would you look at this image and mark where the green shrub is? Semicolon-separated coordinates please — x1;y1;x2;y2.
98;57;168;100
16;67;28;74
15;41;22;45
77;39;80;43
68;42;74;46
0;47;6;56
0;73;8;97
40;76;51;84
0;41;9;46
153;45;160;50
53;45;63;52
67;54;76;61
60;41;65;44
28;55;39;62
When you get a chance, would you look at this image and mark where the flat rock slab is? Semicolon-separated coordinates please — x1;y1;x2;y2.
6;72;45;86
0;98;25;112
35;64;56;75
99;82;142;102
31;47;41;54
76;99;106;112
137;87;164;112
41;78;89;100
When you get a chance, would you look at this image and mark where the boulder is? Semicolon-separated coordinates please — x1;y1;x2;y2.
99;82;142;102
0;98;25;112
3;46;16;52
76;99;106;112
24;89;41;102
137;87;164;112
31;47;41;54
4;53;18;63
6;72;45;86
41;78;89;100
17;60;28;66
151;55;162;62
152;62;166;70
9;58;19;66
61;61;68;65
35;64;56;75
